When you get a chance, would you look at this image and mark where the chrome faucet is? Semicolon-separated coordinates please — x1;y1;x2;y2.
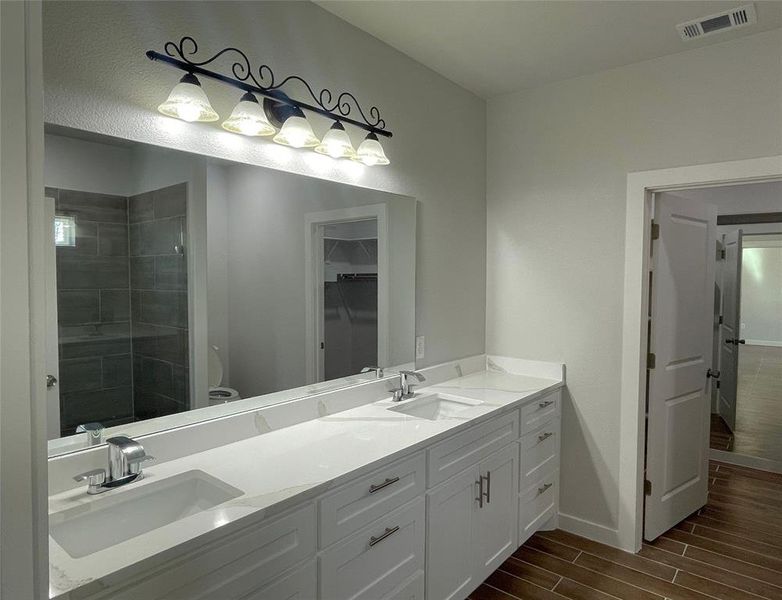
361;365;385;379
392;370;426;401
74;436;154;495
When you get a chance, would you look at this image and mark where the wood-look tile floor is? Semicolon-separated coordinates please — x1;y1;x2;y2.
470;461;782;600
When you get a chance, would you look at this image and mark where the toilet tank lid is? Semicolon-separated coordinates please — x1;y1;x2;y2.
207;345;223;387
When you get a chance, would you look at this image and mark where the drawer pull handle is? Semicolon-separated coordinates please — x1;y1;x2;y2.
369;526;399;547
538;400;554;409
476;472;491;507
369;476;400;494
538;432;553;442
538;482;553;495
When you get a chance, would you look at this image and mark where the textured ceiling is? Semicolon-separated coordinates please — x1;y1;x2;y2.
315;1;782;98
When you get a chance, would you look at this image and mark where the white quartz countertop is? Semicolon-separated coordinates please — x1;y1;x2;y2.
48;367;563;598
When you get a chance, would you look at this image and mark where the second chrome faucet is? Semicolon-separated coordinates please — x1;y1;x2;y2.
392;370;426;401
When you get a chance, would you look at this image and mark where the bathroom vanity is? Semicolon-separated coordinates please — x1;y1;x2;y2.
48;357;563;600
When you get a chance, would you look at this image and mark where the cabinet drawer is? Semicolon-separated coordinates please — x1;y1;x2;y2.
319;498;425;600
519;419;560;491
520;390;560;435
428;411;519;487
242;560;317;600
380;571;425;600
519;470;558;544
112;503;316;600
320;452;426;548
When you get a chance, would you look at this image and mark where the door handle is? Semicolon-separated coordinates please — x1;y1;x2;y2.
538;400;554;409
725;338;747;345
538;432;554;442
707;369;720;379
369;476;399;494
483;471;491;505
475;476;484;508
538;482;553;495
46;374;58;389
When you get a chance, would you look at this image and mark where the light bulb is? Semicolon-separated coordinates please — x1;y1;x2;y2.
273;114;320;148
157;73;219;123
314;122;357;159
354;133;390;166
221;92;276;136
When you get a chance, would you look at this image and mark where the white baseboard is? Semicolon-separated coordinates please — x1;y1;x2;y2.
745;339;782;347
558;512;622;549
710;448;782;474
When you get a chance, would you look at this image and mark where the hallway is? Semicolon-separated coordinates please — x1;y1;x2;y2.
472;461;782;600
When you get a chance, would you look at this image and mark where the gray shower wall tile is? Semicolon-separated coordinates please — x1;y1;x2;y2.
129;191;154;223
130;257;155;289
60;386;133;432
100;290;130;322
130;217;185;257
172;364;190;405
102;355;133;389
98;222;129;256
57;189;128;224
57;255;129;290
57;290;99;326
136;357;174;397
133;390;184;421
139;290;188;328
59;323;131;359
155;255;187;290
153;183;187;219
58;357;102;393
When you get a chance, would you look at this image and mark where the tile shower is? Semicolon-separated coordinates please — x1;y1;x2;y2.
51;183;189;435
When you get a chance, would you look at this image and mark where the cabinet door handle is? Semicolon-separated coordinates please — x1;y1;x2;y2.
538;432;554;442
538;400;554;409
475;477;484;508
485;471;491;504
369;476;399;494
538;482;553;495
369;526;399;547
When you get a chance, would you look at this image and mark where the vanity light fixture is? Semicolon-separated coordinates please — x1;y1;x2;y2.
157;73;219;123
221;92;276;136
314;121;357;159
354;133;390;166
147;37;392;164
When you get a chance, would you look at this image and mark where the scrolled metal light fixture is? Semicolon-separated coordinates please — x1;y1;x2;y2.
146;37;392;165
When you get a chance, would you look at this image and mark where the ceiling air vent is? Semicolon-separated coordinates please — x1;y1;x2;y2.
676;3;757;41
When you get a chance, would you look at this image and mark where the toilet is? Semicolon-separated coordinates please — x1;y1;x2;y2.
208;345;241;405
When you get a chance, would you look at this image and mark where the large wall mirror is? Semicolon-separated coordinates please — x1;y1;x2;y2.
45;126;416;456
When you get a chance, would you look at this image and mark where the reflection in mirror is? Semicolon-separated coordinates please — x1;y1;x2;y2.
44;126;416;456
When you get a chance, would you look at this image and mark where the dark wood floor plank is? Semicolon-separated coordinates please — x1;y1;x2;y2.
469;583;519;600
689;512;782;548
673;570;769;600
525;536;581;562
574;552;716;600
551;578;621;600
663;527;782;570
682;545;782;589
645;535;686;555
700;505;782;538
486;570;569;600
536;530;677;581
711;462;782;485
689;523;782;555
500;557;562;590
638;544;782;599
514;547;664;600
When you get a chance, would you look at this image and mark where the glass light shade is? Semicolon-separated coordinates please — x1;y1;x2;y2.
354;133;390;166
273;115;320;148
314;122;356;159
221;93;276;136
157;74;219;123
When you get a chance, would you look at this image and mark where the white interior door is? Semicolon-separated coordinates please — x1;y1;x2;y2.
44;197;61;439
717;230;743;431
644;194;717;541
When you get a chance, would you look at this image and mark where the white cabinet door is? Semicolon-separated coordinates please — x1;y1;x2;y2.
474;443;518;580
426;464;480;600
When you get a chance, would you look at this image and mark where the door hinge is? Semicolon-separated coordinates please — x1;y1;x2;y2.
651;222;660;241
644;479;652;496
647;352;656;369
716;380;720;389
718;315;723;325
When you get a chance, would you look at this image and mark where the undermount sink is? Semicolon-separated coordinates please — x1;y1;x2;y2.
50;470;242;558
388;392;483;420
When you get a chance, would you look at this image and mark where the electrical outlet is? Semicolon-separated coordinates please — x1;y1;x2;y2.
415;336;425;360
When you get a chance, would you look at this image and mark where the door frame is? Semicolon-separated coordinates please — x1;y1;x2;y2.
619;154;782;552
304;204;389;384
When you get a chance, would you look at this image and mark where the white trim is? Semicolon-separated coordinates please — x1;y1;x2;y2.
620;154;782;552
304;205;389;384
710;449;782;474
744;339;782;347
558;513;621;548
